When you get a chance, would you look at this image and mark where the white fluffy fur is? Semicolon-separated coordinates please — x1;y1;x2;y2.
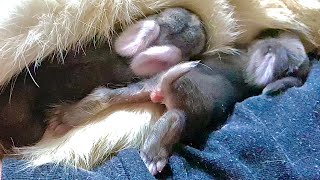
0;0;319;87
1;0;320;171
0;0;238;87
230;0;320;49
18;102;165;169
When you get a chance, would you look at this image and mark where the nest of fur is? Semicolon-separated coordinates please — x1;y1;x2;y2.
0;0;319;170
0;0;319;88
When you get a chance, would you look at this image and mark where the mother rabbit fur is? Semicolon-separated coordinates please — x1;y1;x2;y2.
0;0;319;170
0;0;319;87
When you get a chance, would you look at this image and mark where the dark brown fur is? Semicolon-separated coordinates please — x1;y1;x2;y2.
0;7;207;152
0;30;310;177
0;43;137;152
45;31;310;175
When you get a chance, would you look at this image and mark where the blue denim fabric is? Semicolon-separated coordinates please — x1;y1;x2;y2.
3;61;320;180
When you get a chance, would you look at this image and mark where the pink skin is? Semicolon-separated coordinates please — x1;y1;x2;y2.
150;89;164;103
131;45;183;76
41;61;199;176
115;20;184;77
47;120;72;136
114;20;160;57
43;12;201;139
150;61;200;108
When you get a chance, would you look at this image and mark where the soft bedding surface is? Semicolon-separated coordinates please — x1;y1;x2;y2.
2;60;320;179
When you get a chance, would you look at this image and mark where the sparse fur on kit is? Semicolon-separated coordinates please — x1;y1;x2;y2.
0;0;318;176
0;0;319;87
16;31;310;175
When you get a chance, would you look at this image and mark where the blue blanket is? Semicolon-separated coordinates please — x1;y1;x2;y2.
3;61;320;180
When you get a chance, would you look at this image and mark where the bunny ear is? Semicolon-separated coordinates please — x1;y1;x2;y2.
150;60;200;104
130;45;183;77
114;20;160;58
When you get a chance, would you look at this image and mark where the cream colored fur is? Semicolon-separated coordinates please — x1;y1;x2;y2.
0;0;237;87
18;102;165;169
2;0;320;171
0;0;319;87
230;0;320;50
